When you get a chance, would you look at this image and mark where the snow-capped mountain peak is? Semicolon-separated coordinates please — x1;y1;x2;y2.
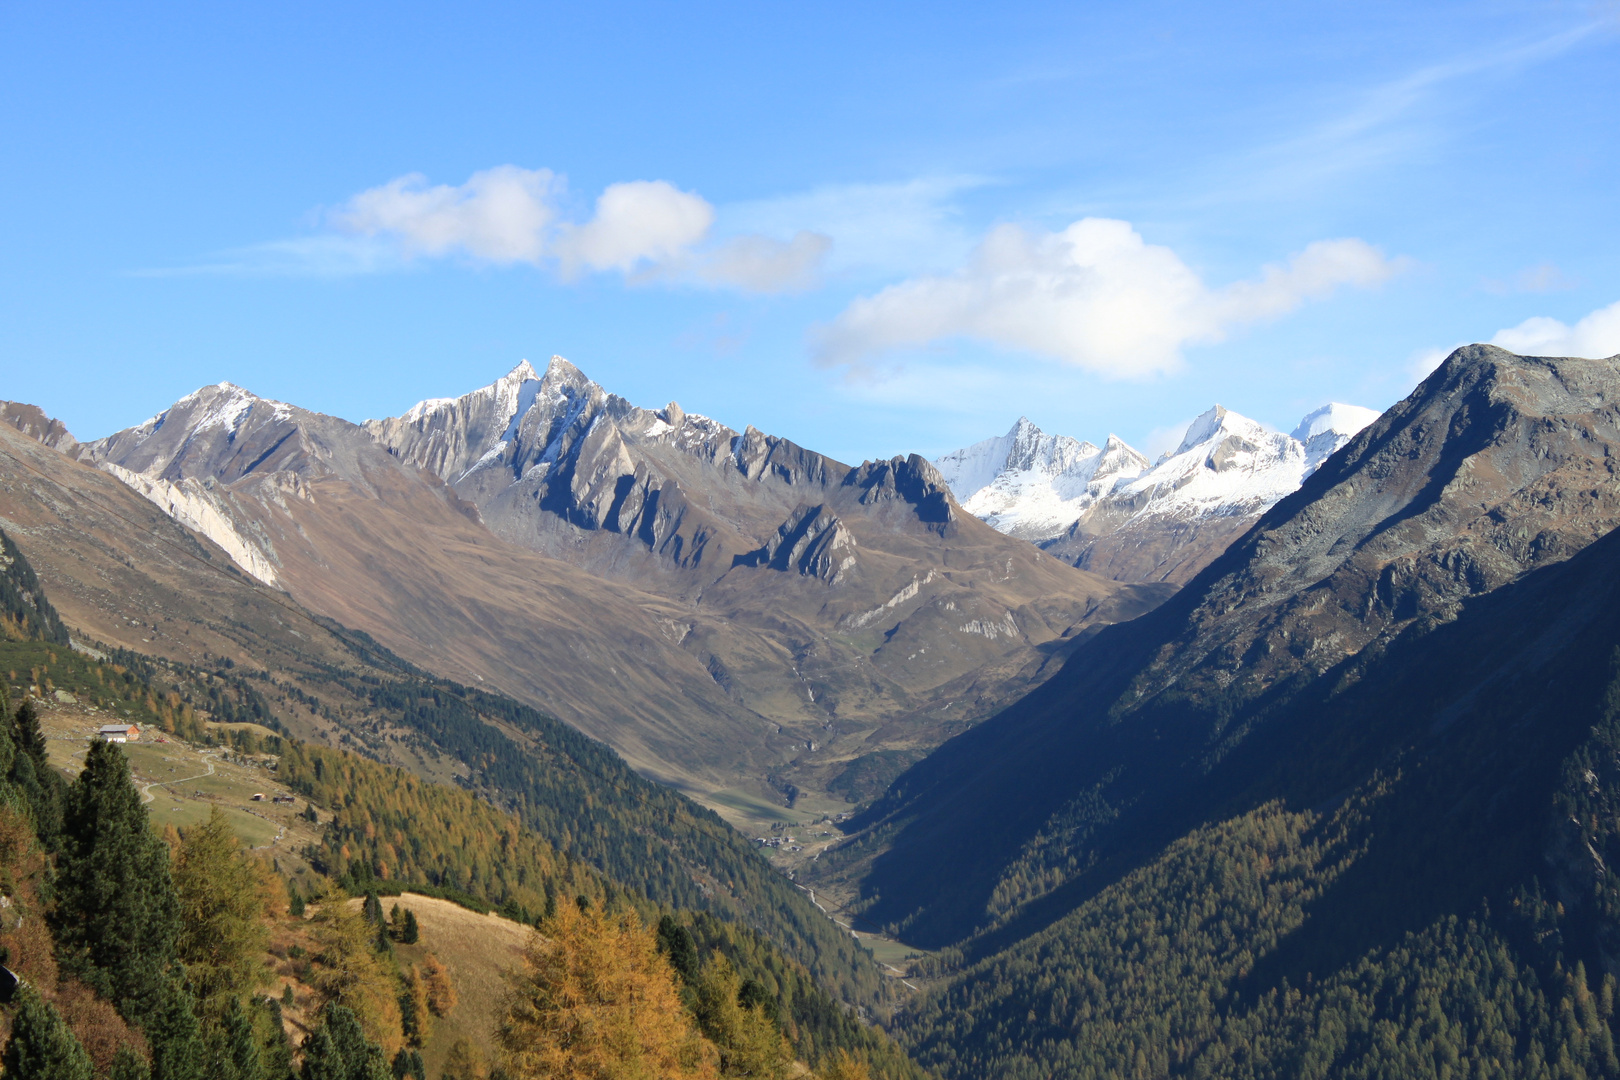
935;399;1384;581
1291;402;1382;470
933;417;1149;541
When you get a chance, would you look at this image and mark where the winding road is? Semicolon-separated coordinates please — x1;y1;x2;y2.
140;755;215;803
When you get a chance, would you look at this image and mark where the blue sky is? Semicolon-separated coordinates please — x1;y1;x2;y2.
2;1;1616;463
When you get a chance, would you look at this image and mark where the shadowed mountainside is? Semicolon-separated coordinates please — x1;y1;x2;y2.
828;345;1620;945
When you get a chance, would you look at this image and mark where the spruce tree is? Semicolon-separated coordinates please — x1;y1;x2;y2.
1;984;96;1080
12;700;48;766
7;702;64;847
261;997;296;1080
222;994;263;1080
146;981;205;1080
300;1027;345;1080
658;915;700;987
394;1049;426;1080
401;908;420;945
110;1046;152;1080
53;740;180;1016
303;1004;390;1080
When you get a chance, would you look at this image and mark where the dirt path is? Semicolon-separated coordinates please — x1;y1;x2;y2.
141;755;215;803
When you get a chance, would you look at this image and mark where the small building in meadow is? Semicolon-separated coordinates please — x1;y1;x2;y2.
97;724;140;743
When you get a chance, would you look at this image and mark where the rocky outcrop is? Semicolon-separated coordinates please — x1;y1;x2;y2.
736;505;857;583
0;402;79;454
843;455;956;527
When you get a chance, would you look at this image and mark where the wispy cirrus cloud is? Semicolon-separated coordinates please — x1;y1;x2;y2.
814;218;1407;378
1158;21;1607;215
148;166;831;294
1482;261;1579;295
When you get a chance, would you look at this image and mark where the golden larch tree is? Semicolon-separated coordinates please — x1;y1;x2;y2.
497;901;719;1080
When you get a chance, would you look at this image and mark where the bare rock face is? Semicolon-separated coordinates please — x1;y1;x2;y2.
1;402;80;454
1146;345;1620;710
62;359;1172;812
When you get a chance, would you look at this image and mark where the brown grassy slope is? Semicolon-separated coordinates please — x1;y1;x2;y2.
382;893;533;1079
74;382;1174;806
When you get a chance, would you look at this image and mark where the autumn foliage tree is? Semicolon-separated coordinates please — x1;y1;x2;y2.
497;901;719;1080
308;889;404;1054
172;807;275;1012
418;953;455;1017
692;954;793;1079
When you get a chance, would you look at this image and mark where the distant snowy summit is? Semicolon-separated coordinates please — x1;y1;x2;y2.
935;418;1150;541
935;401;1381;584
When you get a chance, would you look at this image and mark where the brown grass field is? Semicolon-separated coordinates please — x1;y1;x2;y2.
378;893;534;1076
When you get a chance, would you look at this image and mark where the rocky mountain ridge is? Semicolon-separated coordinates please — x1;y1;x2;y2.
18;359;1170;816
828;345;1620;946
936;401;1380;584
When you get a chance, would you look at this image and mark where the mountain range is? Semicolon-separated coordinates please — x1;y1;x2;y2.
935;400;1380;584
808;344;1620;1077
7;361;1174;816
8;342;1620;1076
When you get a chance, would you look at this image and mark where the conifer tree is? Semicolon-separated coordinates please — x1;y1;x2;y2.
173;807;272;1011
308;891;403;1050
658;914;701;987
399;966;431;1048
302;1004;391;1080
400;908;419;945
418;953;455;1018
146;980;205;1080
693;953;793;1079
390;1048;426;1080
12;700;47;766
1;984;95;1080
816;1051;871;1080
220;994;263;1080
53;740;180;1017
110;1045;152;1080
7;702;64;846
301;1027;345;1080
497;900;719;1079
261;997;296;1080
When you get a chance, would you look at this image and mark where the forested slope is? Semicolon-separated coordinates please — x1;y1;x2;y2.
895;518;1620;1076
811;347;1620;1078
0;534;925;1079
282;624;896;1011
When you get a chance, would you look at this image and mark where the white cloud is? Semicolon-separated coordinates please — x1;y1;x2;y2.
556;180;714;274
333;165;558;264
814;218;1405;377
318;166;828;292
1144;420;1195;460
1490;299;1620;359
1407;345;1456;383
